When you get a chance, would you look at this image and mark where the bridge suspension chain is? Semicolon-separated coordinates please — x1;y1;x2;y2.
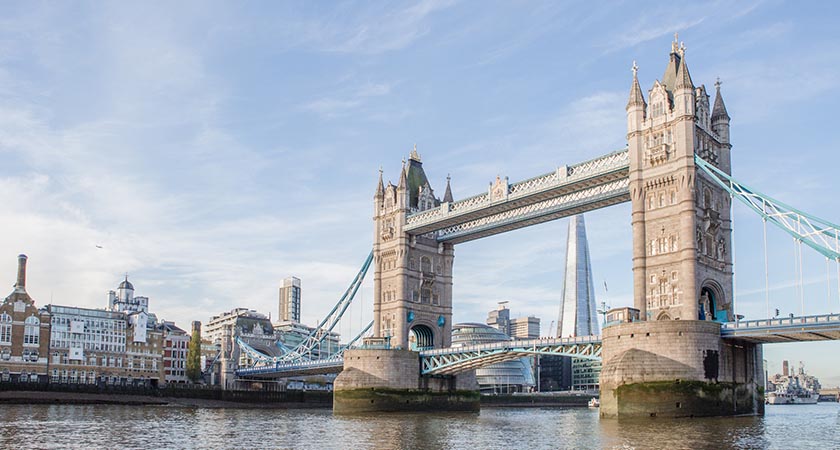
695;155;840;262
280;250;374;362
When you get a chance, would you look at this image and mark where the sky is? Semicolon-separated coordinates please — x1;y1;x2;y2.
1;1;840;385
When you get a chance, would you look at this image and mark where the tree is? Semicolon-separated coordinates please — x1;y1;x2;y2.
186;329;202;382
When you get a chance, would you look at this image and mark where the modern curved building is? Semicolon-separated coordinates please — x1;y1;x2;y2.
451;322;535;393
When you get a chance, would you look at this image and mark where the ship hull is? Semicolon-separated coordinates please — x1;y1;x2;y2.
766;394;819;405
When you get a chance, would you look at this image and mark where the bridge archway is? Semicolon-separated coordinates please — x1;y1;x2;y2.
656;311;672;321
699;281;725;322
409;324;435;350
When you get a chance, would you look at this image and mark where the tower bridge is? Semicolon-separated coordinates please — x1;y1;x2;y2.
230;37;840;418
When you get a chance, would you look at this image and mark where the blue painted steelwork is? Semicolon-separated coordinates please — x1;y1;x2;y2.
278;251;374;362
236;357;345;378
236;313;840;378
720;313;840;343
234;251;374;370
238;320;372;369
419;336;602;376
695;155;840;261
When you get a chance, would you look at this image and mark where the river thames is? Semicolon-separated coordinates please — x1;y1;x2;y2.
0;403;837;449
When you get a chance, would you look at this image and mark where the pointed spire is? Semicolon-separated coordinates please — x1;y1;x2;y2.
712;77;730;121
375;167;384;197
626;60;646;110
397;158;407;190
443;174;453;203
675;47;693;89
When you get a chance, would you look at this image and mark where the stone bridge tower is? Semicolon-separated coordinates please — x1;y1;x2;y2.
601;37;763;418
627;36;733;323
372;147;455;350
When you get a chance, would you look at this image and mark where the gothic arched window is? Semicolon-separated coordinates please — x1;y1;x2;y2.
421;257;431;273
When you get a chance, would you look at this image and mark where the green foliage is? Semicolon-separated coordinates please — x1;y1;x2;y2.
186;330;202;382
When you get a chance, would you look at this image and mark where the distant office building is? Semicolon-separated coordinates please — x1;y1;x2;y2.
556;215;601;391
538;355;572;391
486;302;511;335
205;308;273;346
510;316;540;339
108;276;149;313
279;277;301;323
452;323;535;393
0;255;51;383
274;321;340;360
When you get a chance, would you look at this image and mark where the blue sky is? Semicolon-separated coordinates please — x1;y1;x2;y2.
1;1;839;384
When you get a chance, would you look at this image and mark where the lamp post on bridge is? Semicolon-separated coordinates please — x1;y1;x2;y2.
597;301;610;328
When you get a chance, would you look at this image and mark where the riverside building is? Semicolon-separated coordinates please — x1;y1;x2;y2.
0;255;51;383
161;321;190;383
205;308;273;346
46;277;164;387
46;305;128;385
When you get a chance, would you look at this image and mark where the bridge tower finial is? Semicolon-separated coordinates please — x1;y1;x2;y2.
409;143;421;162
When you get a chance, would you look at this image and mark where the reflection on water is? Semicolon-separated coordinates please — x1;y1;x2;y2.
0;403;837;449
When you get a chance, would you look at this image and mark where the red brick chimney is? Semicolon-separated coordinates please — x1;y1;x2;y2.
15;254;27;290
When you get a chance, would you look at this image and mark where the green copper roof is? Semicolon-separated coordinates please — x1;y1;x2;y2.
406;159;430;208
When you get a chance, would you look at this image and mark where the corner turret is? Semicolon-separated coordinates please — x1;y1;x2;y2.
673;45;695;117
626;61;646;133
443;175;453;203
375;168;384;199
711;78;730;144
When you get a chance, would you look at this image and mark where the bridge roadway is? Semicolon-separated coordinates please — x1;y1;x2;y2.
234;313;840;379
720;313;840;343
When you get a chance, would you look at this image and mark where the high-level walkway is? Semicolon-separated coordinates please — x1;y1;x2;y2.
404;150;629;243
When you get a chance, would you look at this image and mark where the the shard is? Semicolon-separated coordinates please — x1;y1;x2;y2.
557;214;599;338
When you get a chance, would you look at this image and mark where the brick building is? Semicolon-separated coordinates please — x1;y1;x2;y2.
0;255;51;383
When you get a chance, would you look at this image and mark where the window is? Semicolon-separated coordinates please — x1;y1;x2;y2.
24;316;39;345
421;257;432;273
0;313;11;345
421;288;431;304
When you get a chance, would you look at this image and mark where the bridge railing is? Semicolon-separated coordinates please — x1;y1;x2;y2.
237;356;345;376
722;313;840;330
419;335;601;356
